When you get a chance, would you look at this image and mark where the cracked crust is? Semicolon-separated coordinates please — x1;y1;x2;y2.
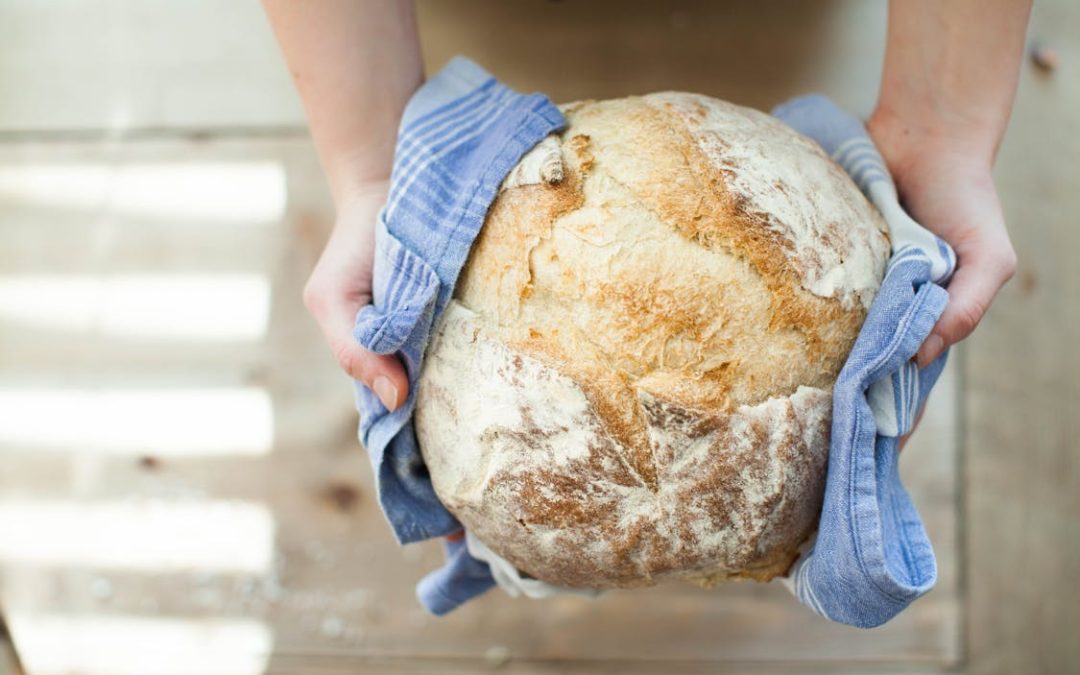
415;93;889;588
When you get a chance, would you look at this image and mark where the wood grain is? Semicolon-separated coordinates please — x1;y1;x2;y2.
5;0;1076;672
0;133;959;672
964;2;1080;673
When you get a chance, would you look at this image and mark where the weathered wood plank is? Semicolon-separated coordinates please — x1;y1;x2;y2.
964;2;1080;674
0;2;304;132
265;656;960;675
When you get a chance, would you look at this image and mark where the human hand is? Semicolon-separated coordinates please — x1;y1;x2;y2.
302;180;408;411
868;113;1018;369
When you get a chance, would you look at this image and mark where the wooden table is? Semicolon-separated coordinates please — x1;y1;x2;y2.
0;1;1075;673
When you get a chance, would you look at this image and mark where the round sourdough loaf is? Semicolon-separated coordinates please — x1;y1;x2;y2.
414;92;891;589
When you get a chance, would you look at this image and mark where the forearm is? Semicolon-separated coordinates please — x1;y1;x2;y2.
867;0;1026;367
262;0;423;206
871;0;1032;170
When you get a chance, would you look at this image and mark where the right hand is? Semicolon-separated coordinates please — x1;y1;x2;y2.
868;111;1018;369
302;180;408;411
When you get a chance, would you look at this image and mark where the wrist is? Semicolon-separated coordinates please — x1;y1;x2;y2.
867;105;995;190
335;176;391;216
326;152;392;211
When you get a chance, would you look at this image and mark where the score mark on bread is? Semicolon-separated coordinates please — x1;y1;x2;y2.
416;92;889;589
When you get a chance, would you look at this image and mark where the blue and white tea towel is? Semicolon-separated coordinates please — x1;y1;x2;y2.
353;56;956;626
350;56;565;611
772;95;955;628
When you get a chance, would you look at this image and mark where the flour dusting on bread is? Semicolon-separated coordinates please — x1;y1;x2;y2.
647;93;889;309
416;93;889;589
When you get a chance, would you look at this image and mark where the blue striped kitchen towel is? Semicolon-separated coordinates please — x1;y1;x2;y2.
772;94;956;628
350;56;565;614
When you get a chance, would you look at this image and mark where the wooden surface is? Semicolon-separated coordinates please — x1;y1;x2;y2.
0;1;303;133
965;2;1080;673
0;134;960;674
0;610;25;675
0;0;1074;673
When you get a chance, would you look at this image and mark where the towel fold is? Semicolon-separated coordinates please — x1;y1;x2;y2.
772;95;954;628
351;56;566;550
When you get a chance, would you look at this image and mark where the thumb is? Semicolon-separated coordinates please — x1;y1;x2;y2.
915;247;1016;368
331;336;410;412
305;287;410;411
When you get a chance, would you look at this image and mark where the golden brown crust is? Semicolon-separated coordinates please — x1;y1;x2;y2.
416;307;832;588
417;93;890;588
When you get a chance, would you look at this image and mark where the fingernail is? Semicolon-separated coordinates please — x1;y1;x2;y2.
373;376;399;412
916;334;944;368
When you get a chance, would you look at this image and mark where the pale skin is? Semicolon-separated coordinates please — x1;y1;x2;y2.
262;1;1028;434
263;0;423;412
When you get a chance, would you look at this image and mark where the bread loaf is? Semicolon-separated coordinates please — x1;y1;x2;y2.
414;93;890;588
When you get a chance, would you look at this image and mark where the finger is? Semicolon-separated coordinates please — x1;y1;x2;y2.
305;285;410;411
914;265;989;367
915;246;1016;367
331;337;410;412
